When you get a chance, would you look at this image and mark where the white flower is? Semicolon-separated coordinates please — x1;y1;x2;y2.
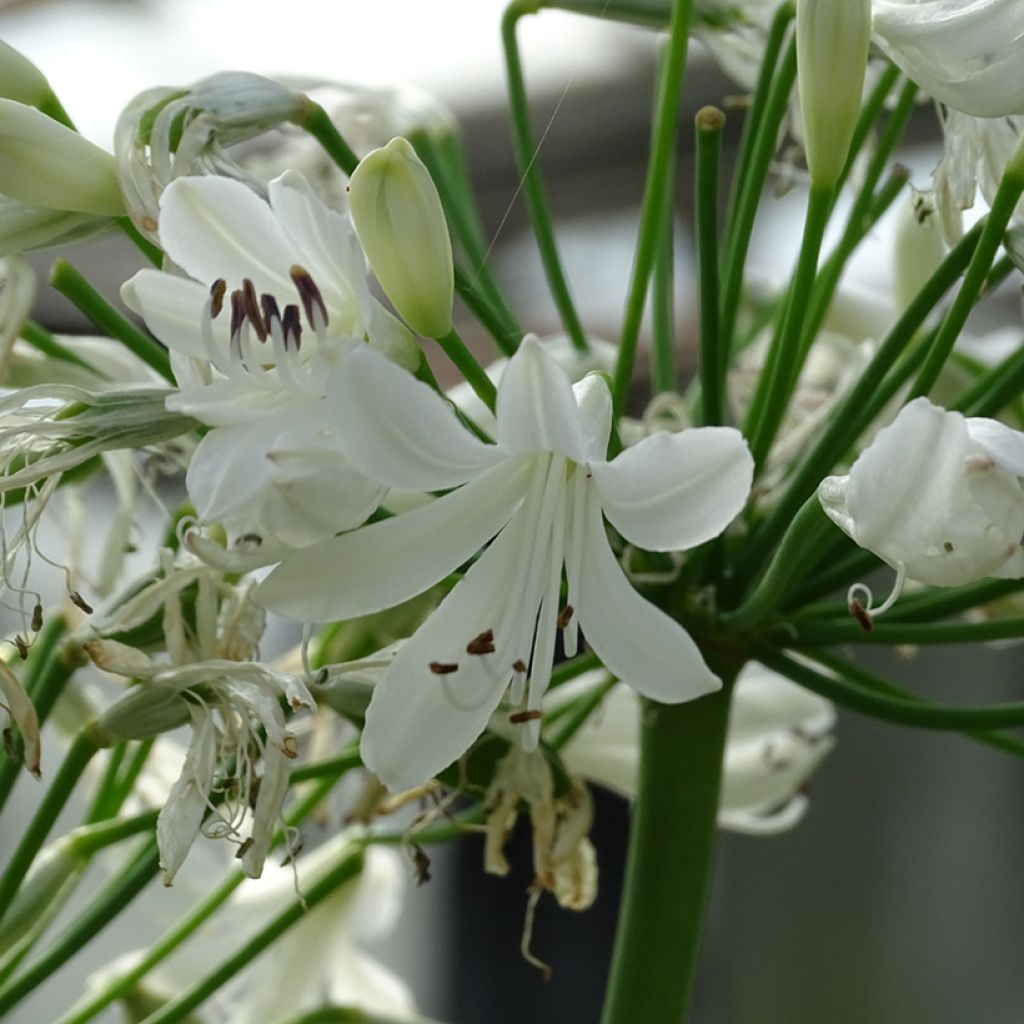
258;335;753;791
121;171;418;549
89;558;312;882
549;663;836;834
818;396;1024;588
0;659;40;780
87;838;416;1024
872;0;1024;119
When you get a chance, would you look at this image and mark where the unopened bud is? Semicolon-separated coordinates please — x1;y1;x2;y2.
348;136;453;338
0;42;51;109
893;189;946;314
95;683;191;742
796;0;871;189
0;837;78;956
0;100;123;215
0;195;111;258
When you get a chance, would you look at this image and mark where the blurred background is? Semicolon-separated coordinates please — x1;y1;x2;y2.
1;1;1024;1021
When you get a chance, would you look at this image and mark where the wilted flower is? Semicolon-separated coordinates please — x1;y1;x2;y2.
819;397;1024;592
0;659;40;780
259;335;753;791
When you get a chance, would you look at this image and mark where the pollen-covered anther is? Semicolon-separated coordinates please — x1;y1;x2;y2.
556;605;574;629
290;265;329;333
282;305;302;352
466;629;495;655
241;278;268;341
429;661;458;675
209;278;227;317
509;709;542;724
512;659;528;674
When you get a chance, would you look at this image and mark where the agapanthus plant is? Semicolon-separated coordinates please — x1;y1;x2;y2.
1;1;1024;1022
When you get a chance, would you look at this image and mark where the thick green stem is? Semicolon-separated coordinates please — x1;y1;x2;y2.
695;107;725;425
611;0;694;415
20;322;102;376
453;265;522;356
601;673;737;1024
502;3;588;353
0;727;101;926
744;181;832;467
49;260;173;382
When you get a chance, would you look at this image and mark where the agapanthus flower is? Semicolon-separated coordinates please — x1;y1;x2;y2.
88;556;312;882
818;396;1024;591
548;663;836;834
258;335;753;791
121;170;418;551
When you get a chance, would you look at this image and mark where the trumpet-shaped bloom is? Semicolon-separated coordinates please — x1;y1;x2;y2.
547;662;836;833
818;397;1024;587
121;171;418;548
258;335;753;791
872;0;1024;119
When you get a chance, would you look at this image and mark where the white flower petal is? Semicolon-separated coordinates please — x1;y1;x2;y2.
158;176;297;296
256;457;531;623
0;662;39;779
729;663;836;743
572;373;613;462
575;493;721;702
361;500;547;791
328;345;502;491
121;269;228;361
496;335;584;461
967;416;1024;476
591;426;753;552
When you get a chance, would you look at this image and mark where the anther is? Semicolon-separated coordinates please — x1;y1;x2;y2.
235;837;255;859
241;279;267;341
209;279;227;317
282;305;303;352
509;709;542;724
290;265;328;332
467;629;495;655
410;843;432;885
13;635;28;659
848;597;874;633
512;659;528;674
31;600;43;633
430;661;459;675
556;605;574;629
261;293;282;330
70;591;93;614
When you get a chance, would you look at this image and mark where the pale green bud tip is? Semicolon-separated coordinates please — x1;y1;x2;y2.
349;135;454;339
796;0;871;189
0;99;123;216
0;42;51;108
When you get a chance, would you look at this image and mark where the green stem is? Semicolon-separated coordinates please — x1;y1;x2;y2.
953;310;1024;417
601;673;737;1024
140;848;365;1024
744;181;833;467
0;727;101;926
740;221;984;577
909;136;1024;398
20;322;102;376
723;497;835;630
295;100;359;174
83;741;127;824
453;265;522;356
759;647;1024;731
49;260;173;382
719;34;797;354
502;3;588;353
784;615;1024;646
0;841;159;1018
434;327;496;411
611;0;694;416
695;106;725;424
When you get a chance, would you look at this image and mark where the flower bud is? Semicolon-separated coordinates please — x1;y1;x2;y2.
348;136;453;338
0;42;51;108
0;837;78;956
796;0;871;189
0;100;123;215
892;189;946;314
0;196;111;258
95;683;191;742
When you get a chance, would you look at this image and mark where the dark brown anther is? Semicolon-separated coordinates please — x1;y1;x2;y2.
848;598;874;633
313;667;329;686
2;728;17;762
247;776;262;811
237;532;263;548
13;635;28;660
429;661;459;675
410;843;432;886
260;292;281;331
466;629;495;655
556;605;574;629
512;658;528;674
229;290;246;359
235;837;255;859
209;279;227;317
282;304;303;352
31;601;43;634
290;265;329;330
70;591;94;615
241;279;267;341
509;709;542;724
279;835;305;866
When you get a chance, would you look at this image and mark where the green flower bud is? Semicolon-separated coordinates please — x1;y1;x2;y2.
0;837;78;956
0;42;51;108
348;136;454;339
796;0;871;189
0;99;123;215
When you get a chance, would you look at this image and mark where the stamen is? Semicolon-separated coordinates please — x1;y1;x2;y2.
430;661;459;675
69;591;93;614
556;605;574;629
513;659;528;674
510;709;542;724
241;278;267;341
467;629;496;655
847;562;906;627
209;279;227;318
290;265;329;334
282;305;303;352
